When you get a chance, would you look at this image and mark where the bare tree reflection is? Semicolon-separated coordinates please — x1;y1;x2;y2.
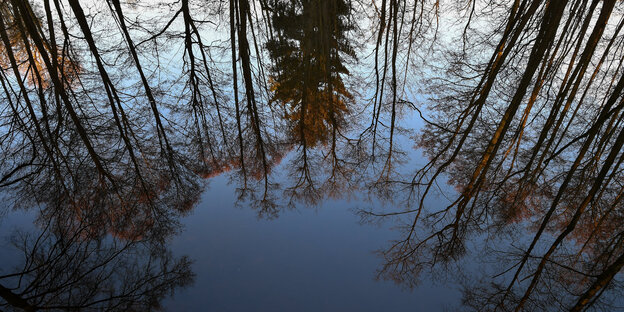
3;0;624;311
0;1;198;309
0;206;193;311
368;1;624;311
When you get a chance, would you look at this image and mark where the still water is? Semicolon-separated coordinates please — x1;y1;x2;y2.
2;0;624;311
162;167;459;311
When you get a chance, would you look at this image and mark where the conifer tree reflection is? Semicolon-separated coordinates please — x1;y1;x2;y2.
267;0;354;147
266;0;358;204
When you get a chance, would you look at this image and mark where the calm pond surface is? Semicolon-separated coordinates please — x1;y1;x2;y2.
1;0;624;311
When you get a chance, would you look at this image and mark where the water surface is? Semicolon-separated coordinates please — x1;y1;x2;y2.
1;0;624;311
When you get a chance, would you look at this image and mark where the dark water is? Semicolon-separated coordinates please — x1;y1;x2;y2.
160;172;458;311
2;0;624;311
0;164;459;312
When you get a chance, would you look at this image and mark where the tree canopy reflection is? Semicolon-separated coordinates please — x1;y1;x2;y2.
1;0;624;310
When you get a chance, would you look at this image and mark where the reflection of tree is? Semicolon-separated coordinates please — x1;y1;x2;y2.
369;1;624;311
0;206;193;311
355;0;440;202
226;0;285;207
0;1;79;89
177;0;230;173
0;0;203;241
265;0;361;205
3;0;624;311
267;0;355;147
0;2;197;308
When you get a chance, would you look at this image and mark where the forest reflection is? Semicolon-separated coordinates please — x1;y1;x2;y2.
1;0;624;310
